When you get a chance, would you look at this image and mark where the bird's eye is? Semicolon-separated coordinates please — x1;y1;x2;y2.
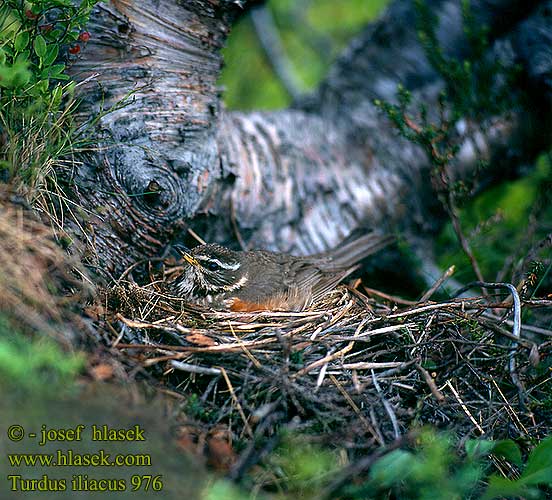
205;261;220;271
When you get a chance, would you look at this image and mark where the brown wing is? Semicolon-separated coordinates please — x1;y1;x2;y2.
226;254;309;311
289;232;395;305
310;266;359;302
229;233;394;311
286;260;357;307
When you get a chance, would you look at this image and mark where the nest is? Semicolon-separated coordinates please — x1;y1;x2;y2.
97;275;552;465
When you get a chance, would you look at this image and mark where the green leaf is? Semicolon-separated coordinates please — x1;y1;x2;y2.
14;31;29;51
51;84;63;107
43;44;58;66
492;440;522;466
64;81;76;95
453;462;483;492
0;61;30;88
36;79;49;93
520;436;552;486
49;29;63;40
48;63;67;80
482;475;529;500
48;63;65;75
465;439;495;460
0;49;5;65
15;50;30;64
51;73;69;81
370;450;416;487
1;44;14;58
33;35;47;59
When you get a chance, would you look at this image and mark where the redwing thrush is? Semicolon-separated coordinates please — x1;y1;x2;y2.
168;232;394;312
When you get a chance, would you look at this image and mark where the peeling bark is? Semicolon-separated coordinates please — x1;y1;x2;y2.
69;0;239;276
68;0;552;278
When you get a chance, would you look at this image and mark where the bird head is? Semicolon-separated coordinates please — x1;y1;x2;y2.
170;244;246;298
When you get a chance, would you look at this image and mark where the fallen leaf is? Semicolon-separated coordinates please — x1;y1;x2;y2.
90;363;114;381
207;429;237;472
186;332;216;346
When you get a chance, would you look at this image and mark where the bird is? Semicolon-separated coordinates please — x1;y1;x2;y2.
167;232;394;312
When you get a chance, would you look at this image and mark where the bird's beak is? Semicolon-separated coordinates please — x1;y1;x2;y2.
173;244;200;267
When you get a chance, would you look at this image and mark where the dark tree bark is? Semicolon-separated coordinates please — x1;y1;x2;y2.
69;0;552;278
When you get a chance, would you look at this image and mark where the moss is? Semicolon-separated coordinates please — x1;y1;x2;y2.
0;314;84;396
437;155;552;283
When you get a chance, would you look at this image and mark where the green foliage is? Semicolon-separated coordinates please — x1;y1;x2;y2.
362;430;483;499
216;429;552;499
415;0;518;120
0;81;78;193
203;479;250;500
374;86;459;169
0;0;100;195
483;436;552;500
219;0;387;110
371;0;515;261
185;392;216;421
437;156;552;283
0;0;97;95
0;314;84;396
267;433;340;498
374;0;518;174
220;18;289;111
341;430;552;500
465;438;522;466
374;0;550;287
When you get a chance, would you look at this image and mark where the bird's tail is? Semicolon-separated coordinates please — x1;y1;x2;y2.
317;231;395;271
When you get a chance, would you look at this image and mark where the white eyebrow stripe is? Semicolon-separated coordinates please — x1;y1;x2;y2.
195;255;241;270
215;259;240;270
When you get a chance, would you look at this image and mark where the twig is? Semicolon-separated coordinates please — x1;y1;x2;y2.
228;321;262;368
316;351;331;389
187;227;206;245
445;380;485;434
170;361;221;376
357;324;417;341
496;317;552;337
386;300;478;319
329;374;378;441
490;379;529;435
447;200;488;297
250;5;303;100
363;286;417;305
118;257;166;281
415;363;446;403
371;370;400;439
218;366;253;438
523;299;552;307
419;265;456;302
293;317;368;377
452;281;526;408
228;412;294;481
107;321;126;348
342;361;404;370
